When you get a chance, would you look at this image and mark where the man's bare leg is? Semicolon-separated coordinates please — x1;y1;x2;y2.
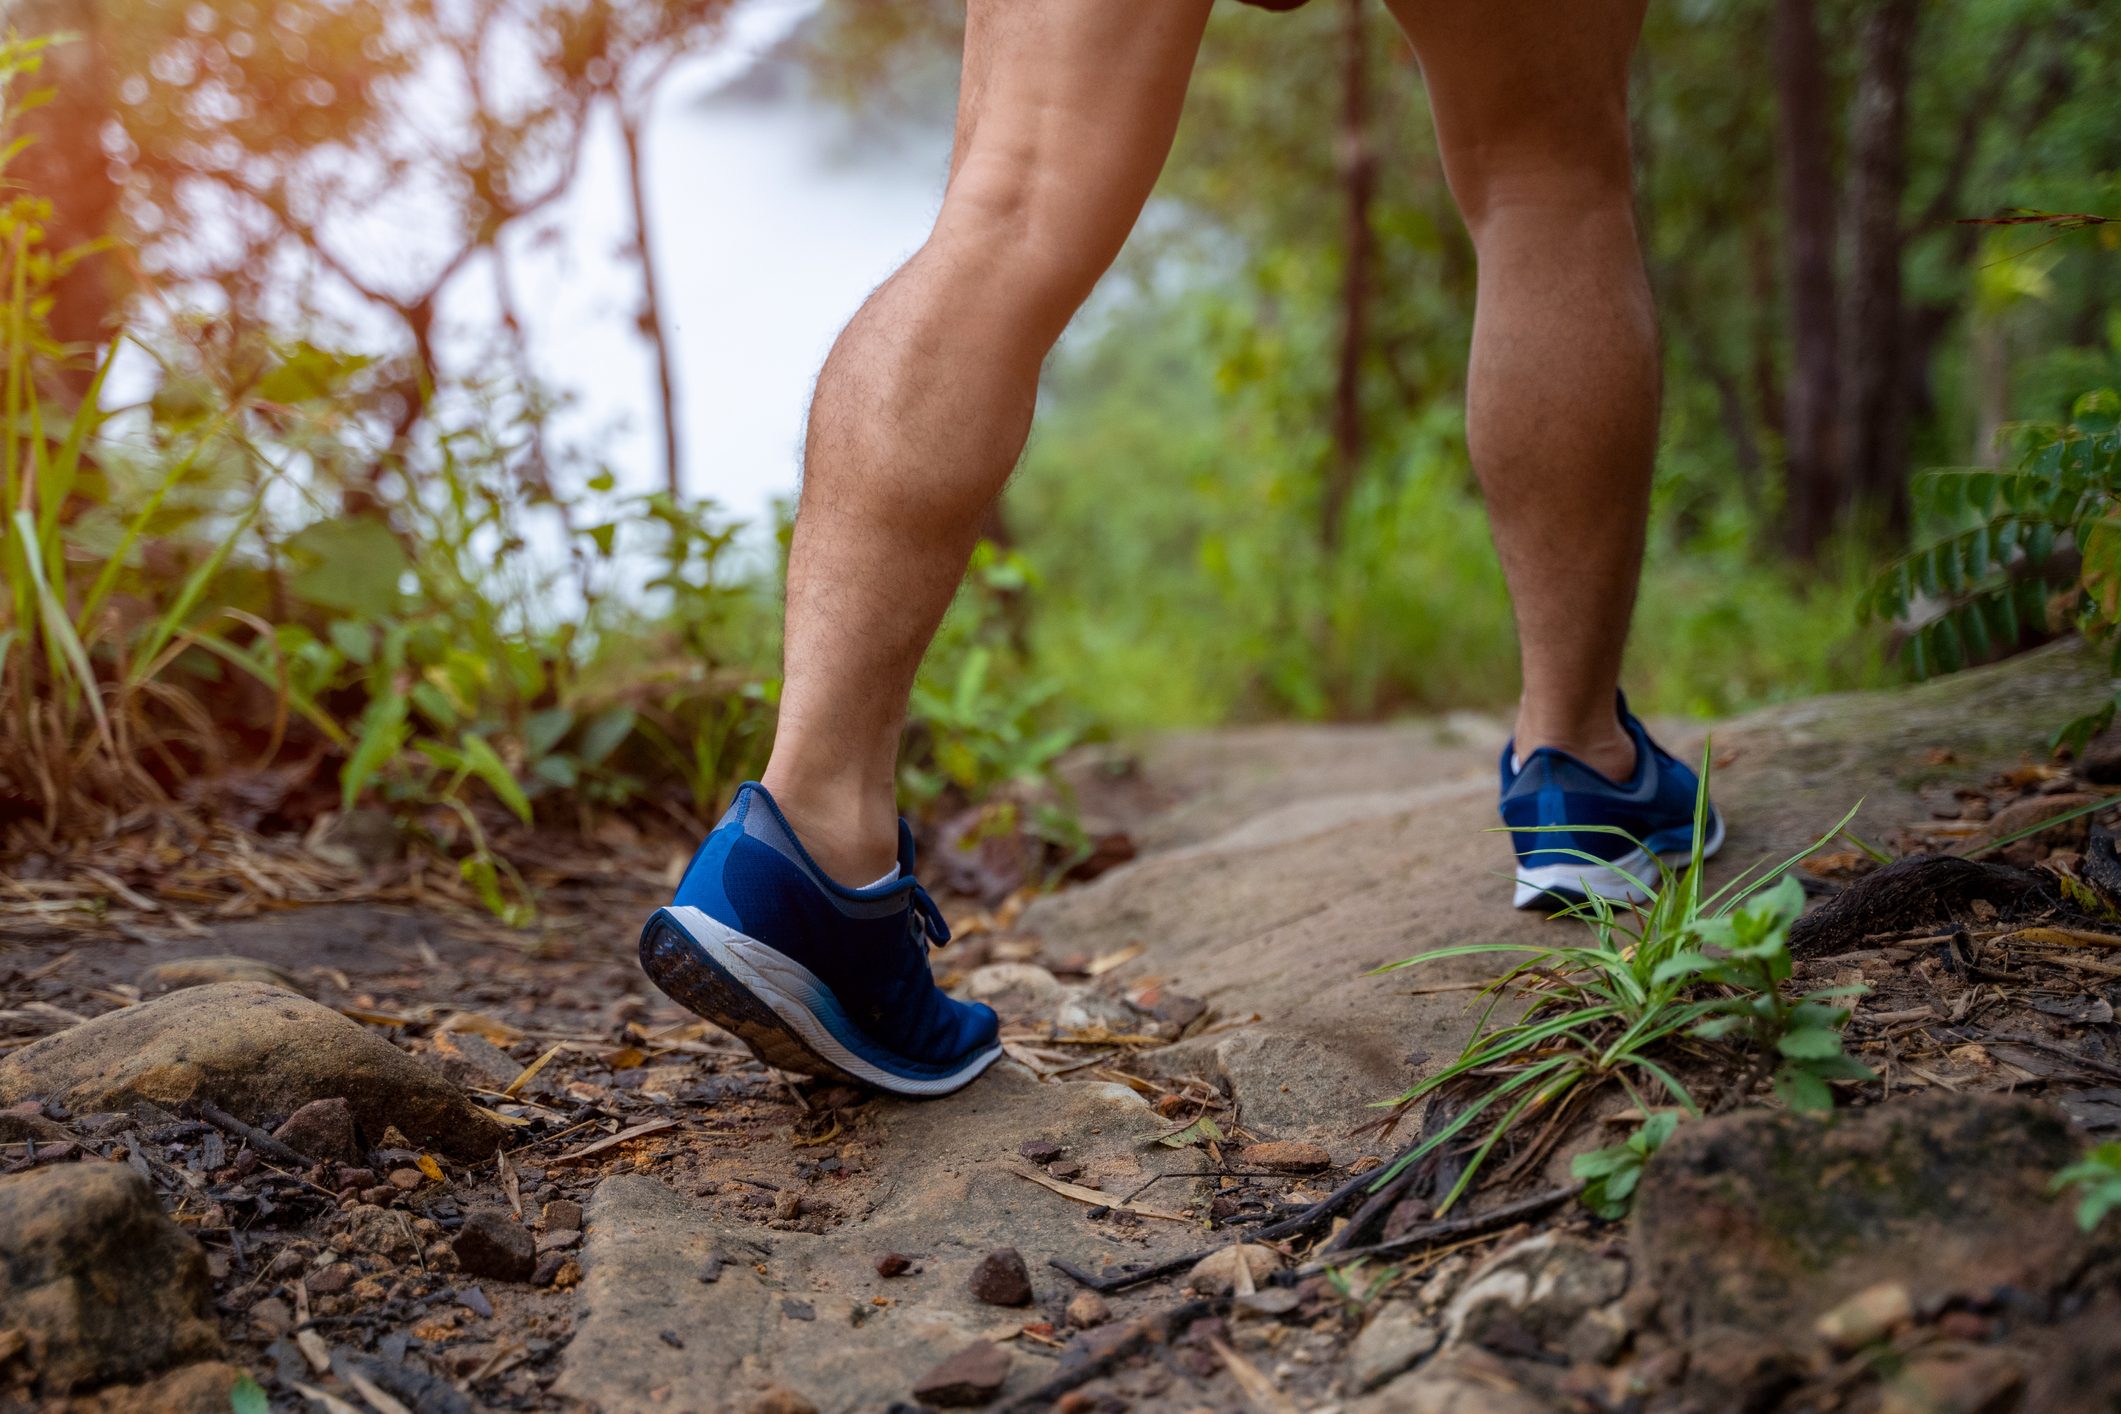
1383;0;1657;779
760;0;1213;883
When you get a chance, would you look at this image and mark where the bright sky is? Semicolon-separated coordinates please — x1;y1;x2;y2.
484;0;952;532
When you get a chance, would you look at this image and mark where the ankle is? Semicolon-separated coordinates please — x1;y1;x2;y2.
1514;708;1637;781
758;764;899;886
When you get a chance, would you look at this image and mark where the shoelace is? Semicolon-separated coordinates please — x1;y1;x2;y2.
871;881;957;1056
907;881;952;949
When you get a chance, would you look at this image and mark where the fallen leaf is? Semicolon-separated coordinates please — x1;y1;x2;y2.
505;1043;566;1098
439;1010;527;1045
1008;1164;1187;1222
1086;944;1146;977
548;1118;680;1167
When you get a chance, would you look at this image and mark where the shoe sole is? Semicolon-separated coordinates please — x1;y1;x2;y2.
639;905;1003;1098
1511;812;1728;911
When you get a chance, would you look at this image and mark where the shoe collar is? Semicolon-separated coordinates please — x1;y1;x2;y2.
726;782;951;945
1500;691;1658;796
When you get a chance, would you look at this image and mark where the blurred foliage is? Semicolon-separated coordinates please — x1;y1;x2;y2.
1869;386;2121;748
0;24;1083;921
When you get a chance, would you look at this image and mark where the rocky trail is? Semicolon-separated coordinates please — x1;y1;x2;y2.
6;644;2121;1412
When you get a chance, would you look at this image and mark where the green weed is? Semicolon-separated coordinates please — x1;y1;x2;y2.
1371;753;1871;1215
2051;1142;2121;1232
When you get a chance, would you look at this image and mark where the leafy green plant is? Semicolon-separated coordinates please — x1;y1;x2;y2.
1370;753;1871;1213
1867;389;2121;750
902;541;1089;809
1660;876;1874;1112
1573;1110;1679;1221
2051;1142;2121;1232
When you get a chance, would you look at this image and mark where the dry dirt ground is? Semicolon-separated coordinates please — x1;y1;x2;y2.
4;643;2121;1413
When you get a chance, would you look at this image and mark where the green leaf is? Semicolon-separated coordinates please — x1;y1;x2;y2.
1772;1064;1834;1113
1776;1027;1846;1060
229;1372;270;1414
577;705;637;767
328;618;376;666
342;694;409;810
255;341;375;403
459;733;532;823
524;707;575;759
285;517;409;618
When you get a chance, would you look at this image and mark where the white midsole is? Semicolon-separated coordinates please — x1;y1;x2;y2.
1511;814;1728;910
664;905;1002;1097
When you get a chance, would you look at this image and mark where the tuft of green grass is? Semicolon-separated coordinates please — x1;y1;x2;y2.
1370;750;1874;1215
2051;1142;2121;1232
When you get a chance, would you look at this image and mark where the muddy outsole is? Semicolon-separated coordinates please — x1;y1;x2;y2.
638;918;866;1088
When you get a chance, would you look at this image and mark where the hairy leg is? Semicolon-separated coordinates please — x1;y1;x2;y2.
762;0;1212;882
1383;0;1657;778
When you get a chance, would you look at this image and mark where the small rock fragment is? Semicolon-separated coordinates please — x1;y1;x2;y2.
540;1198;584;1232
533;1251;573;1287
425;1030;526;1094
343;1204;421;1262
967;1248;1034;1307
1017;1138;1064;1165
1187;1244;1284;1295
452;1206;536;1283
1878;1345;2024;1414
964;964;1065;1013
876;1252;914;1278
270;1096;361;1165
305;1264;354;1296
1240;1140;1331;1173
1350;1301;1442;1391
911;1339;1012;1407
1814;1281;1914;1351
750;1384;821;1414
1065;1290;1110;1329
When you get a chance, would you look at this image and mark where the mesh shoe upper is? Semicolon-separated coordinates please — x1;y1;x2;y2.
1498;695;1712;871
671;783;998;1067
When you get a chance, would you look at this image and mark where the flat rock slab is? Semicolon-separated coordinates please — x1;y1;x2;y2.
0;1163;223;1396
0;980;500;1160
560;1073;1198;1412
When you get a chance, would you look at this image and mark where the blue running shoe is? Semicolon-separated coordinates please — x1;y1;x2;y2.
638;783;1002;1096
1499;696;1724;911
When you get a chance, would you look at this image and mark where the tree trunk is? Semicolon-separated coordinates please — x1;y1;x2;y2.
1320;0;1375;554
1841;0;1920;532
7;0;121;394
1771;0;1843;558
622;112;684;501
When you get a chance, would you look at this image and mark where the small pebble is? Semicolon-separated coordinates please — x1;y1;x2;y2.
967;1248;1034;1307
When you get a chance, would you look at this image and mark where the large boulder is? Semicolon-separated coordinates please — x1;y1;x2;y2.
0;981;500;1160
0;1164;223;1396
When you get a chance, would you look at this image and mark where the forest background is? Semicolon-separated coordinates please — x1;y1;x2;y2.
3;0;2118;911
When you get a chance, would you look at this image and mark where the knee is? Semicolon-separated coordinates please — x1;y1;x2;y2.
923;149;1130;336
1441;118;1636;247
